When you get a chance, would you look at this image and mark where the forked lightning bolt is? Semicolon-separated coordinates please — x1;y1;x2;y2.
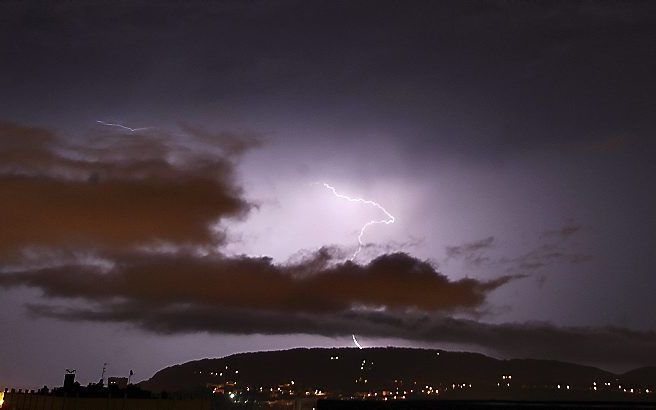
323;183;395;261
96;120;151;132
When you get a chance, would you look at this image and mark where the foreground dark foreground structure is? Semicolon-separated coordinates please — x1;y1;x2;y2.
5;393;656;410
4;347;655;409
318;399;656;409
4;390;656;410
0;391;211;410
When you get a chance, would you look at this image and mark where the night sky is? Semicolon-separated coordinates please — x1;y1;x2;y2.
1;1;655;388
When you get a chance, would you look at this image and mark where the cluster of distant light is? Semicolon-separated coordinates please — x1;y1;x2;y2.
202;362;654;403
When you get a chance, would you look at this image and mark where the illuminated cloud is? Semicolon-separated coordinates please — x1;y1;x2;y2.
0;121;255;257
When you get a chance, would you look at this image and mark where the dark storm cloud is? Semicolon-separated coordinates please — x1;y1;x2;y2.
0;121;255;255
7;248;654;367
5;247;654;368
25;299;656;369
2;1;655;158
0;250;518;315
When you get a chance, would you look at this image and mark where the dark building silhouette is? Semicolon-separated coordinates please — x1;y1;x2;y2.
108;377;128;389
63;370;76;391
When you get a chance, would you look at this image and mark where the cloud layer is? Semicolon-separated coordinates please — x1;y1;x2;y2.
1;249;518;314
2;244;654;368
25;299;656;366
0;120;520;344
0;121;253;256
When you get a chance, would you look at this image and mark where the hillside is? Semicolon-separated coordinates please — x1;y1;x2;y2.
140;347;645;394
622;367;656;385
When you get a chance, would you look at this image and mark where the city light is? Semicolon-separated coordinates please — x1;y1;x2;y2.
3;349;654;407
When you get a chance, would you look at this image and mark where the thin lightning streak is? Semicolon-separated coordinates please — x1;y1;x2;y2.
352;334;363;349
96;120;151;132
323;183;395;261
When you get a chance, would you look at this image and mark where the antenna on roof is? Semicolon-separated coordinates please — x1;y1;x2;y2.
100;363;108;386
